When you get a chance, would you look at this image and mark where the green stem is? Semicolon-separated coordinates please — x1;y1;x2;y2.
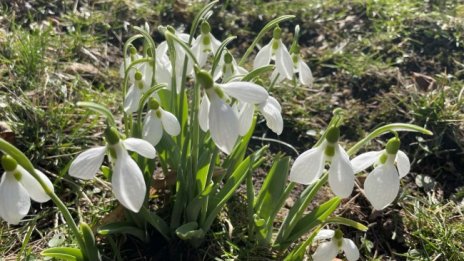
347;123;433;156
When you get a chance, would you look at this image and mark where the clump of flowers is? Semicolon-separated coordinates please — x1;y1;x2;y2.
0;2;433;260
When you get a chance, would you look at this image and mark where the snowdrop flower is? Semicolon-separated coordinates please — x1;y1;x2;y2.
143;98;181;146
69;127;156;212
124;70;151;114
235;96;283;136
290;45;314;87
0;155;53;224
253;26;293;82
351;137;410;210
119;45;143;83
289;127;355;198
197;70;268;154
312;229;360;261
213;52;248;82
192;21;221;67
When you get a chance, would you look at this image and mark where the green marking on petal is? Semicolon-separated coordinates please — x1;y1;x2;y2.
13;171;22;181
325;145;335;157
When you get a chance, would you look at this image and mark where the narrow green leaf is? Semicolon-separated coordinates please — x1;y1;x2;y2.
325;216;368;232
76;102;116;126
276;197;340;248
41;247;84;261
140;207;171;240
80;222;101;261
97;222;147;242
241;65;275;82
175;222;205;241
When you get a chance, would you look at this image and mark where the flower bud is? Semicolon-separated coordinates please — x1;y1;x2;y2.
386;137;400;155
1;155;17;172
104;126;120;145
325;127;340;144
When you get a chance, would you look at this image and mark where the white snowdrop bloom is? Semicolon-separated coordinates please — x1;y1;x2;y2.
213;51;248;82
124;70;151;114
291;48;314;87
312;229;360;261
69;127;156;213
119;45;143;83
143;98;181;146
196;70;269;154
0;155;53;224
253;26;293;82
235;96;283;136
158;27;194;92
289;127;355;198
351;137;410;210
192;21;221;67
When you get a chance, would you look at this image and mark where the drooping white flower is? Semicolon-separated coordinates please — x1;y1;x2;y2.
235;96;283;136
143;98;181;146
351;137;410;210
192;21;221;68
312;229;360;261
290;47;314;87
69;127;156;212
196;70;268;154
124;70;152;114
119;45;143;83
213;51;248;82
288;127;355;198
253;26;293;82
0;155;53;224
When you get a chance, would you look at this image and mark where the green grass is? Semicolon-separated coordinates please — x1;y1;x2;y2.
0;0;463;259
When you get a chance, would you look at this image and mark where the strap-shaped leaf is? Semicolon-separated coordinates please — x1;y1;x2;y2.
98;222;148;242
41;247;84;261
80;222;101;261
276;197;340;249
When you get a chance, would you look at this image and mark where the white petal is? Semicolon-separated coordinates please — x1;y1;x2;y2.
328;145;355;198
342;238;360;261
160;109;181;136
0;173;31;224
69;146;106;180
396;150;410;178
209;97;239;154
276;42;293;80
253;42;272;69
199;94;210;132
18;167;52;203
191;37;205;67
143;112;163;146
238;102;255;136
364;163;400;210
220;82;269;104
210;34;222;53
312;241;339;261
259;97;283;135
289;145;325;185
177;33;190;42
123;138;156;159
270;68;286;83
298;58;314;87
314;229;335;241
124;85;142;113
112;152;146;213
351;150;383;173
